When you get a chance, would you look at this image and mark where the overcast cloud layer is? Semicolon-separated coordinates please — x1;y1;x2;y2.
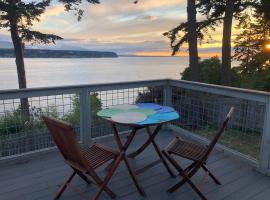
0;0;224;56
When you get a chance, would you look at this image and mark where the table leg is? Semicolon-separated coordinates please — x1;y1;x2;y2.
123;156;146;196
127;126;159;158
128;125;175;177
145;126;175;177
111;124;146;196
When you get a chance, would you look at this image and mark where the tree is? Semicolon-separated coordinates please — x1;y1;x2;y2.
164;0;200;82
181;56;223;85
234;1;270;74
0;0;99;116
197;0;233;85
0;0;59;116
197;0;263;86
221;0;234;85
187;0;200;81
164;0;225;82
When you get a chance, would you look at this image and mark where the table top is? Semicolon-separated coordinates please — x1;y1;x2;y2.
97;103;179;126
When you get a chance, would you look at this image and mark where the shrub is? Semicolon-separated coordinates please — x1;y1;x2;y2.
63;93;102;125
181;56;240;86
0;93;102;136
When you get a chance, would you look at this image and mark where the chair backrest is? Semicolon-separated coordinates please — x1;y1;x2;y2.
201;107;234;163
42;115;87;171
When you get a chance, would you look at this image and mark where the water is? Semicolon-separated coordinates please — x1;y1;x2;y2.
0;57;187;90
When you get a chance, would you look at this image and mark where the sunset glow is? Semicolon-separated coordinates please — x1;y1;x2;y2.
134;51;187;57
0;0;227;56
266;44;270;49
135;51;222;58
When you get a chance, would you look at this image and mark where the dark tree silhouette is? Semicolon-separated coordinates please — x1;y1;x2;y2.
164;0;200;82
221;0;234;85
187;0;200;81
164;0;222;82
0;0;100;116
197;0;264;86
234;2;270;73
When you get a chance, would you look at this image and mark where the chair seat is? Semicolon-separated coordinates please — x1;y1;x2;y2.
166;137;207;161
81;143;119;169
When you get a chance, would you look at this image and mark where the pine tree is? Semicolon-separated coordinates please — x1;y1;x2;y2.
197;0;263;86
234;3;270;73
164;0;200;82
164;0;223;82
0;0;100;116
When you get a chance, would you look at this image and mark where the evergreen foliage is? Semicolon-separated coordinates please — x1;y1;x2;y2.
0;0;101;116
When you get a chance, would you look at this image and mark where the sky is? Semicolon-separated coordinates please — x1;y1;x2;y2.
0;0;227;57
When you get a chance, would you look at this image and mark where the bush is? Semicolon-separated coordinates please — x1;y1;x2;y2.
181;56;240;86
0;106;59;136
0;109;28;136
63;93;102;125
0;93;102;136
234;68;270;91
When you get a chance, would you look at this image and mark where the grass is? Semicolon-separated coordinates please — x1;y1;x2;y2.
195;126;261;160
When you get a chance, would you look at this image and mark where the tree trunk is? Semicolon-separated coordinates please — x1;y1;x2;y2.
221;0;234;86
9;18;29;117
187;0;200;82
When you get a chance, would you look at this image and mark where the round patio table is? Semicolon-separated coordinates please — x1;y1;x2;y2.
97;103;179;196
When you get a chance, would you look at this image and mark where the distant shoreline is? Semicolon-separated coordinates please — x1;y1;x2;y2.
0;48;118;58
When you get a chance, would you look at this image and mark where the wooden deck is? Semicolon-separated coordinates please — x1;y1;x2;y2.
1;130;270;200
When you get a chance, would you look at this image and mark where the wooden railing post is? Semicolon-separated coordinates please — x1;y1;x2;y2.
80;89;92;147
259;99;270;174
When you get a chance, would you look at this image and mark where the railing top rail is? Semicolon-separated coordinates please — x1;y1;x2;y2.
169;79;270;103
1;78;270;103
0;79;168;100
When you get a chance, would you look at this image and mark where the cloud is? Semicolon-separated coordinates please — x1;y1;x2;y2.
0;0;225;56
41;5;65;18
83;0;186;17
1;0;189;54
30;0;187;41
30;39;171;54
136;15;158;21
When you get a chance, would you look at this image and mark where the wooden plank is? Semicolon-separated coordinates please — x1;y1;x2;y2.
206;169;264;200
0;131;269;200
251;186;270;200
223;174;270;200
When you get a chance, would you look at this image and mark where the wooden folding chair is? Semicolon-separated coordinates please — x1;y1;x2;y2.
162;107;234;200
42;115;121;200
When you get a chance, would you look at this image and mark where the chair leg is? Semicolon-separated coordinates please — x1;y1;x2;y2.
54;171;76;200
76;170;92;185
201;165;221;185
162;151;208;200
105;159;116;172
162;151;188;192
184;162;196;173
167;175;207;200
92;154;123;200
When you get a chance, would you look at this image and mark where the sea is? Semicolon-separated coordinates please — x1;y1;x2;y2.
0;57;187;90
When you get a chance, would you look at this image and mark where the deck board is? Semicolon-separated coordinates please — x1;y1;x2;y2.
0;130;268;200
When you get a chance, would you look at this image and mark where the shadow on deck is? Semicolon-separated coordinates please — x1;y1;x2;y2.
0;130;270;200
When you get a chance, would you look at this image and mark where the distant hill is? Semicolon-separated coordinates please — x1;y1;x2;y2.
0;49;118;58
